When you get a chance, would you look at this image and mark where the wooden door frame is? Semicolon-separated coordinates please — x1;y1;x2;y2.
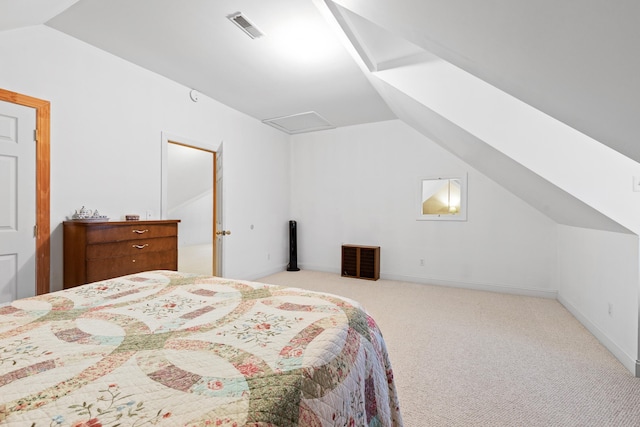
0;88;50;295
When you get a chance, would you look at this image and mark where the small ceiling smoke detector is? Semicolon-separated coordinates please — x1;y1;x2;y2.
228;12;264;39
263;112;335;134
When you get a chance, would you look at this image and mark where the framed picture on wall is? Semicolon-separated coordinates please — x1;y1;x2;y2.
418;174;467;221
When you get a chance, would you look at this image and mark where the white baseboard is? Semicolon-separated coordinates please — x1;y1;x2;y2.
299;264;557;299
296;264;338;275
557;294;637;376
242;264;290;282
383;272;558;299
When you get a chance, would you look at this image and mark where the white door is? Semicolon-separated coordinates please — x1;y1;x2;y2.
0;100;36;304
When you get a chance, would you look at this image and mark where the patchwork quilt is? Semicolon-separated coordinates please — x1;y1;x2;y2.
0;270;403;426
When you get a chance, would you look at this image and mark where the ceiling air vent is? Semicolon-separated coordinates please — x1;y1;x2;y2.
262;112;336;134
228;12;263;39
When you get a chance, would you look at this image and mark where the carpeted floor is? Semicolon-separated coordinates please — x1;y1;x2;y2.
259;270;640;427
178;244;213;276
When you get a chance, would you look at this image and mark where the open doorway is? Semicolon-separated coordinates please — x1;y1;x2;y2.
162;135;219;276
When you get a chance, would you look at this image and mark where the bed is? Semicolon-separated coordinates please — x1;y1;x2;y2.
0;270;403;426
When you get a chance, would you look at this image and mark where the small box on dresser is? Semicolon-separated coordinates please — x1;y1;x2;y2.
63;219;180;289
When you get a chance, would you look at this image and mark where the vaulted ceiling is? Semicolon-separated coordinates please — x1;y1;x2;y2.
4;0;638;156
330;0;640;163
3;0;638;232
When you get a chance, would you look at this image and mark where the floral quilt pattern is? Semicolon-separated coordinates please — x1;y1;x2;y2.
0;271;402;426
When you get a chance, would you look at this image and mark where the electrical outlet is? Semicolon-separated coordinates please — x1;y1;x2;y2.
267;253;271;261
419;259;425;267
633;176;640;192
608;303;613;317
146;210;152;220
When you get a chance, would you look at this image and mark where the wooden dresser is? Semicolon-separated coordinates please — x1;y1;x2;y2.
63;220;180;289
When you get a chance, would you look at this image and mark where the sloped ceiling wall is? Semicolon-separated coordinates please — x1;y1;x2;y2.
373;78;630;233
326;0;640;163
320;0;640;235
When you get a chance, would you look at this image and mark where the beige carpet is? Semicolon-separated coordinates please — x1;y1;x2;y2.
178;244;213;276
259;270;640;427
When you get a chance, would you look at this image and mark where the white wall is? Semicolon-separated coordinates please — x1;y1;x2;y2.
168;190;213;247
556;225;639;373
0;25;291;289
291;120;557;296
166;142;213;247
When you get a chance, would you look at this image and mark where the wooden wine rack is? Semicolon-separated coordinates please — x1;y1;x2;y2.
341;244;380;281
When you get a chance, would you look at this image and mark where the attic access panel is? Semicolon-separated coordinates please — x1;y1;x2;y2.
262;111;335;134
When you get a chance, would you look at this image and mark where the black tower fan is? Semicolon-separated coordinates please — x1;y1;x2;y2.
287;220;300;271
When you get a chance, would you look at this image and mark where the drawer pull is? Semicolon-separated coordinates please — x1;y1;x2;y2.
132;244;149;249
133;229;149;234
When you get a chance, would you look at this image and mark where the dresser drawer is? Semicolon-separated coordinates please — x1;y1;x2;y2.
86;236;177;259
86;223;177;244
86;250;178;283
